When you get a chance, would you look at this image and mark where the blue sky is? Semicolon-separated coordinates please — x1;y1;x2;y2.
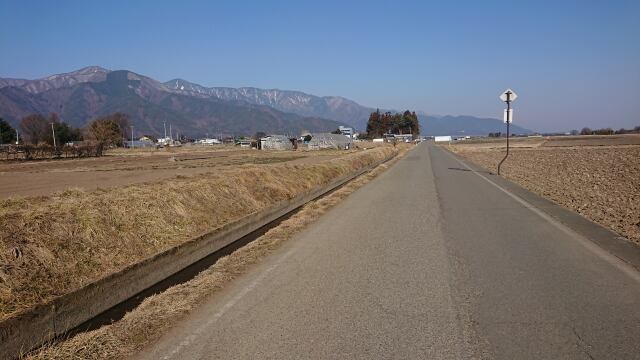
1;0;638;132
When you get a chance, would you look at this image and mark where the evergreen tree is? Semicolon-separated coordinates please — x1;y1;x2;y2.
0;118;17;144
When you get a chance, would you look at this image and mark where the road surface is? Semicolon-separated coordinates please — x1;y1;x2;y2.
137;142;640;359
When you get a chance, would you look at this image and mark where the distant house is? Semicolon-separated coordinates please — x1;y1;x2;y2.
139;135;156;142
236;139;252;148
260;135;293;150
393;134;414;142
308;133;351;150
196;138;222;145
125;140;156;148
338;126;354;139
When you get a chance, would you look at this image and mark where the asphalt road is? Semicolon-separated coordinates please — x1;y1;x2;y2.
138;142;640;359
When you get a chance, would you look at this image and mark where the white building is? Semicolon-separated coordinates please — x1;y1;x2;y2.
338;126;354;139
434;136;452;142
197;138;222;145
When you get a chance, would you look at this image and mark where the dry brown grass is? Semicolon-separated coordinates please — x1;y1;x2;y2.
23;144;412;360
0;146;396;321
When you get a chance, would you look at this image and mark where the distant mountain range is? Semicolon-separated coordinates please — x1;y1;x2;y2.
164;79;373;130
0;67;344;136
419;115;532;136
0;66;534;137
162;79;533;135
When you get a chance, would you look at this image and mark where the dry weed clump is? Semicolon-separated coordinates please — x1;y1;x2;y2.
24;143;411;360
0;146;395;321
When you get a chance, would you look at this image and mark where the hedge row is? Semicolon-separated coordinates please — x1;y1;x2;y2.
0;144;104;160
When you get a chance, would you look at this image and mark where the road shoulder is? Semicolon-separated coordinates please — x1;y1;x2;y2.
440;145;640;272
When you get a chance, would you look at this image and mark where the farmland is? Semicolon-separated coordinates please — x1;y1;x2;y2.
444;135;640;244
0;146;357;199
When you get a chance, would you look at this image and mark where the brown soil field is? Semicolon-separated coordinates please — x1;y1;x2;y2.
0;146;351;198
450;134;640;149
0;145;400;321
445;138;640;245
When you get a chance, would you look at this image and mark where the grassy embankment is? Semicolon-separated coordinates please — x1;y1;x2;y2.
25;143;412;360
0;146;396;321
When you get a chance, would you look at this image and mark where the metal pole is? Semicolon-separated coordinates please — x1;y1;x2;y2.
497;94;511;175
130;126;134;149
51;123;57;149
164;121;167;139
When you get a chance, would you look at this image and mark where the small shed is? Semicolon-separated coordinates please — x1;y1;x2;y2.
308;133;351;150
260;135;293;150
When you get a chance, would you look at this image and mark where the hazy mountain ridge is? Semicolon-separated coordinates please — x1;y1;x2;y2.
0;69;345;136
163;79;533;135
164;78;373;128
0;66;110;94
0;66;534;136
419;115;532;136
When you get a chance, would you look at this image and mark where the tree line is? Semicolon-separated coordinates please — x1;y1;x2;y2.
573;126;640;135
363;110;420;138
486;125;640;138
0;112;132;147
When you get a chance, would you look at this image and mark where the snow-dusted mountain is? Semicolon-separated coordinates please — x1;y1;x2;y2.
0;69;345;136
164;78;373;129
0;66;110;94
0;66;534;135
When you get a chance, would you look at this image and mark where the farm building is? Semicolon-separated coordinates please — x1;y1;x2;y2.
236;139;252;148
434;136;452;142
260;135;294;150
124;140;156;148
394;134;414;142
308;133;351;150
338;126;354;139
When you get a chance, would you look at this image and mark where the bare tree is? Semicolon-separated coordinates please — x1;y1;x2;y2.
88;113;130;146
20;114;49;144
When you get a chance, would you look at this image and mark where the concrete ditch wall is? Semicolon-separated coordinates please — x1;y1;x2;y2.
0;152;395;360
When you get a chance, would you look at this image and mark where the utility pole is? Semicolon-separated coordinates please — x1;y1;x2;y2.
497;89;518;175
51;122;57;149
130;126;134;149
